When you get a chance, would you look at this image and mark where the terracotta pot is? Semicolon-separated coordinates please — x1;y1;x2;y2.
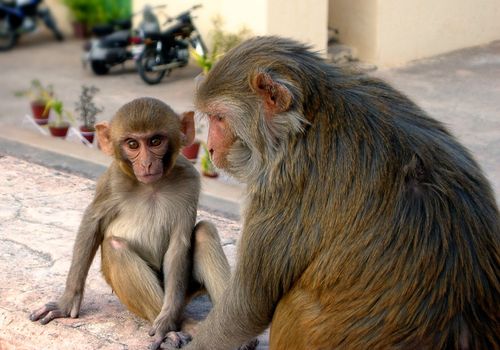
72;21;89;39
202;170;219;178
31;101;49;125
181;141;201;162
49;123;70;138
79;125;95;143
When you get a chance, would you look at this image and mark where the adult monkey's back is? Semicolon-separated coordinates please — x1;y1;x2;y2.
185;37;499;350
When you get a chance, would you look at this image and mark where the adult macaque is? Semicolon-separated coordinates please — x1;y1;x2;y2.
30;97;232;349
175;37;499;350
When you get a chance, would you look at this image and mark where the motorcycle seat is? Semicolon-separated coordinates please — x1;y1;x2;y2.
92;24;115;37
143;32;163;41
101;30;130;47
144;21;188;42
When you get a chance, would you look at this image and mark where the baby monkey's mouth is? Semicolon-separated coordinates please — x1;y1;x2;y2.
137;172;162;184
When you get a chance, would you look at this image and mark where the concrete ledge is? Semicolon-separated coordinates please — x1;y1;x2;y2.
0;134;108;180
0;125;244;218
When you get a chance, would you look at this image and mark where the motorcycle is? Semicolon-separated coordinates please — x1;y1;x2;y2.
0;0;63;51
137;4;207;85
83;5;164;76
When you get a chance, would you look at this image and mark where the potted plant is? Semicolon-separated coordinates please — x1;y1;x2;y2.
75;85;103;143
182;141;201;162
63;0;99;38
15;79;54;125
44;97;75;138
190;17;250;76
181;120;202;162
63;0;131;39
200;142;218;178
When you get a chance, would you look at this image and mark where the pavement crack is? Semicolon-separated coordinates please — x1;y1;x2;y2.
221;238;236;246
60;322;130;348
15;216;75;234
0;238;54;268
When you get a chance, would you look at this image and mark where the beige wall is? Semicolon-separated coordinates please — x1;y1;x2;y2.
50;0;500;67
267;0;328;53
377;0;500;66
330;0;500;66
132;0;266;49
329;0;378;61
45;0;72;35
133;0;328;54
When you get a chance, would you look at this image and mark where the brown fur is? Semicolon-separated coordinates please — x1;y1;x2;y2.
183;37;500;350
30;97;231;350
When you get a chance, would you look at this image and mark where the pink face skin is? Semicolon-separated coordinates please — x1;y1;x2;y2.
206;114;236;170
122;132;169;184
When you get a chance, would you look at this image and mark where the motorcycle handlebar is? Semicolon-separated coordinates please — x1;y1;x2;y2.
162;5;202;25
132;4;167;17
149;4;167;10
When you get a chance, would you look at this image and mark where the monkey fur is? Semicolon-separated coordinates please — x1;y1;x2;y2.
181;36;499;350
30;97;232;350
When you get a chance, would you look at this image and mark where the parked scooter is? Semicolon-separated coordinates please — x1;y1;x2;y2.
0;0;63;51
137;4;207;85
83;5;164;76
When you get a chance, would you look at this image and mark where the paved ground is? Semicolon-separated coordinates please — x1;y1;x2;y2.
374;41;500;199
0;155;268;349
0;36;498;199
0;33;499;349
0;34;199;127
0;34;245;217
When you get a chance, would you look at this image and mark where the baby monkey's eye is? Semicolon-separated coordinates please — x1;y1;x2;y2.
150;136;163;147
127;139;139;149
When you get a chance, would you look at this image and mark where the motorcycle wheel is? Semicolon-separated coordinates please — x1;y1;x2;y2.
0;18;18;51
90;60;110;75
137;49;166;85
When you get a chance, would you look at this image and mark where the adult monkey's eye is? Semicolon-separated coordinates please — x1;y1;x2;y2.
211;114;223;122
150;136;163;147
127;139;139;149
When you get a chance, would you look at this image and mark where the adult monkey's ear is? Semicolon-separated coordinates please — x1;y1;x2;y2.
250;71;292;115
180;111;195;146
95;121;114;156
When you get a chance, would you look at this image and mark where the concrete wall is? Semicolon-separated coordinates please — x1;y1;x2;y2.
130;0;264;51
133;0;328;54
330;0;500;66
328;0;378;61
267;0;328;53
48;0;500;66
45;0;71;35
376;0;500;66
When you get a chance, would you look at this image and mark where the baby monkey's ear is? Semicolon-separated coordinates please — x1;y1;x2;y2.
95;121;113;156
